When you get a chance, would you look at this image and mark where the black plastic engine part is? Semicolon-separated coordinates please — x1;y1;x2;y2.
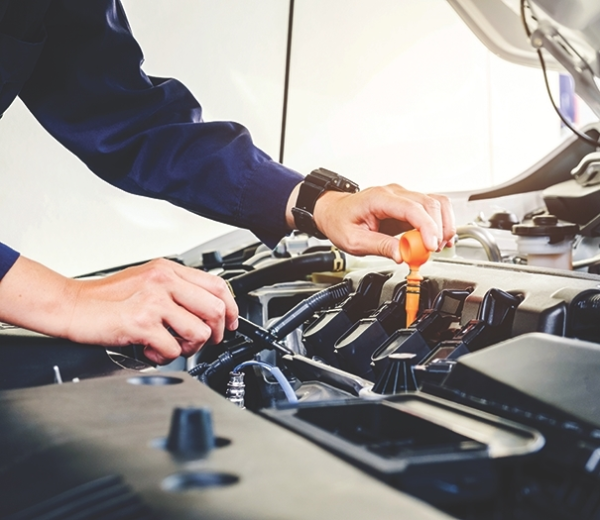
1;372;437;520
201;250;224;270
166;407;215;459
442;288;521;352
568;289;600;342
302;272;390;366
370;288;472;378
433;333;600;504
372;353;418;394
333;280;435;380
262;394;541;506
488;211;520;230
334;283;408;380
543;179;600;227
413;288;521;387
512;214;579;242
439;333;600;429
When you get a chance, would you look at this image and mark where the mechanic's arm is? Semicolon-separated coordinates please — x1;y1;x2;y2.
19;0;302;249
0;256;238;365
285;182;456;263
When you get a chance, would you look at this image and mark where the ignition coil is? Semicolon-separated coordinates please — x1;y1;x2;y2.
302;272;391;366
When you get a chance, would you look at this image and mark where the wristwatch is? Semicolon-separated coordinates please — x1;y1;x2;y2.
292;168;359;239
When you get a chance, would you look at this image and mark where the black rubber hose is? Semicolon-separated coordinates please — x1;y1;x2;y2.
190;250;347;386
268;279;352;339
203;281;352;363
227;250;345;297
190;281;351;384
188;362;210;377
191;338;262;383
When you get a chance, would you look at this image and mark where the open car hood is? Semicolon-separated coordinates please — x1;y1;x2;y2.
448;0;600;117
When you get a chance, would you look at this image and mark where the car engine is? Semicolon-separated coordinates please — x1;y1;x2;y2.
2;128;600;520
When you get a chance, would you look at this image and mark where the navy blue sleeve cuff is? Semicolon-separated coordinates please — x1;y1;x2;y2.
0;242;20;281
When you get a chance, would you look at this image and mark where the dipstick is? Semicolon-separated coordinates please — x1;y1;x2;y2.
399;230;431;327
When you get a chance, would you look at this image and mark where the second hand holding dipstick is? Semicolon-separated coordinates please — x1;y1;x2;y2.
399;230;431;327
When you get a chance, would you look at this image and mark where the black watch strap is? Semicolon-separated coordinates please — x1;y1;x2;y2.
292;168;359;239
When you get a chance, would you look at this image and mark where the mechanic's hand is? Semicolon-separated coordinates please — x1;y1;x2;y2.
66;258;238;364
287;182;455;263
0;256;238;365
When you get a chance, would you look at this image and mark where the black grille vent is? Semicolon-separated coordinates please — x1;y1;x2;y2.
3;475;154;520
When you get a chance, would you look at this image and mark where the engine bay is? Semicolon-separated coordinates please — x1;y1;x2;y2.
3;127;600;519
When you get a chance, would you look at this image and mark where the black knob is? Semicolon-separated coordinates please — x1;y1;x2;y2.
166;407;215;458
488;211;519;230
532;215;558;226
512;214;578;239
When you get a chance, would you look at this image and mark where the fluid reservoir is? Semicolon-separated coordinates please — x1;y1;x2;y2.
512;215;578;270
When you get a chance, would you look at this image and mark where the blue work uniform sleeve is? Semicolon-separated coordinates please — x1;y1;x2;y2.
0;242;20;281
18;0;303;247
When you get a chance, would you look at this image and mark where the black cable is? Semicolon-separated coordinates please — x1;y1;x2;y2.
193;340;263;385
268;279;352;339
190;279;352;384
279;0;294;163
520;0;600;149
520;0;532;38
536;50;600;147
